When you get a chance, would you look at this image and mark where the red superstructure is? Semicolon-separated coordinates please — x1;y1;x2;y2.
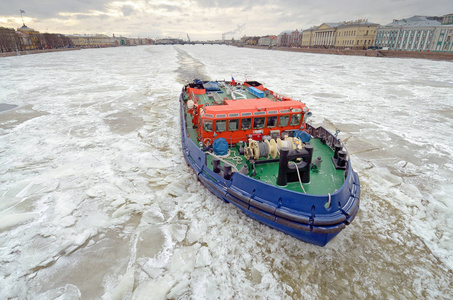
185;80;309;147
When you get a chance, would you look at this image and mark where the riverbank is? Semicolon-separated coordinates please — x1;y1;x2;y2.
244;45;453;61
0;47;81;58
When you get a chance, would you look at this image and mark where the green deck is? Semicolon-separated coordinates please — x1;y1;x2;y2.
205;138;344;195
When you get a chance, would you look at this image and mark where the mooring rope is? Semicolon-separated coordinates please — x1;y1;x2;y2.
289;161;307;194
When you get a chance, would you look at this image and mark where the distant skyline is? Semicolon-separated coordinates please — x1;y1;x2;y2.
1;0;452;40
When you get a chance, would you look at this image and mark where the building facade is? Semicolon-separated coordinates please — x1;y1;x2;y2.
301;27;316;47
0;27;19;52
16;24;44;50
290;29;302;47
258;35;277;46
430;25;453;52
277;30;292;47
335;20;379;49
442;14;453;25
68;34;116;47
312;23;340;48
374;16;441;51
430;13;453;52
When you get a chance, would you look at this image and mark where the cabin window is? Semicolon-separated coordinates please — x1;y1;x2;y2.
228;119;239;131
241;118;252;130
290;113;302;126
216;120;227;132
253;117;266;129
267;116;278;128
203;119;213;132
278;115;290;127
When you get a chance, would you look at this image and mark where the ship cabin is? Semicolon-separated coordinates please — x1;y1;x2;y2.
185;81;309;147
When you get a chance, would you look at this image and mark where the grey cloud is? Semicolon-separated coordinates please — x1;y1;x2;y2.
122;5;135;17
1;0;111;19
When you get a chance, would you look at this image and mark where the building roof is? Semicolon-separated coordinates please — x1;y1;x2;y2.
278;30;293;36
302;26;319;32
18;24;34;31
339;20;379;28
323;23;341;28
383;16;441;28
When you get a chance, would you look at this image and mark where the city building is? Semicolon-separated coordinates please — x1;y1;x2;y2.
258;35;277;47
16;24;43;50
277;30;303;47
67;34;116;47
0;27;19;52
374;16;441;51
277;30;292;47
430;24;453;52
290;29;302;47
441;14;453;25
312;23;340;48
301;27;317;47
335;20;379;49
430;13;453;52
245;36;260;46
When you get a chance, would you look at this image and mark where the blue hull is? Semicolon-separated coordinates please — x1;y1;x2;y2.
179;94;360;246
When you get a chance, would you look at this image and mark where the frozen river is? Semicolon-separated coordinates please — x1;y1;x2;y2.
0;45;452;299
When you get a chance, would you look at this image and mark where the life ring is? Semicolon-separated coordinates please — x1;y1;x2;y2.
203;138;212;147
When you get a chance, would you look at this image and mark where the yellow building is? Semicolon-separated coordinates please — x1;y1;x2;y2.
335;20;379;49
301;27;317;47
68;34;115;47
17;24;43;50
312;23;340;48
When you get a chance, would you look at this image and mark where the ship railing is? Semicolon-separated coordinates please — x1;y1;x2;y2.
306;123;349;161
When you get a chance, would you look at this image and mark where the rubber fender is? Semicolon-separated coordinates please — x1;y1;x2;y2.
345;204;359;225
226;188;251;204
275;208;311;225
249;206;275;221
275;217;311;232
249;199;276;214
343;195;360;217
198;174;221;194
312;213;347;226
225;193;250;210
311;223;346;234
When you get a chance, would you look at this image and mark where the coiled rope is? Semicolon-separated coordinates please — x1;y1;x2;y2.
206;150;242;172
257;141;269;158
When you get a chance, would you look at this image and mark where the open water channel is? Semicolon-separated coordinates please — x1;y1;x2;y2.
0;45;452;299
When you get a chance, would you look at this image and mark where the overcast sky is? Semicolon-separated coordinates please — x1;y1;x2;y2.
0;0;451;40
